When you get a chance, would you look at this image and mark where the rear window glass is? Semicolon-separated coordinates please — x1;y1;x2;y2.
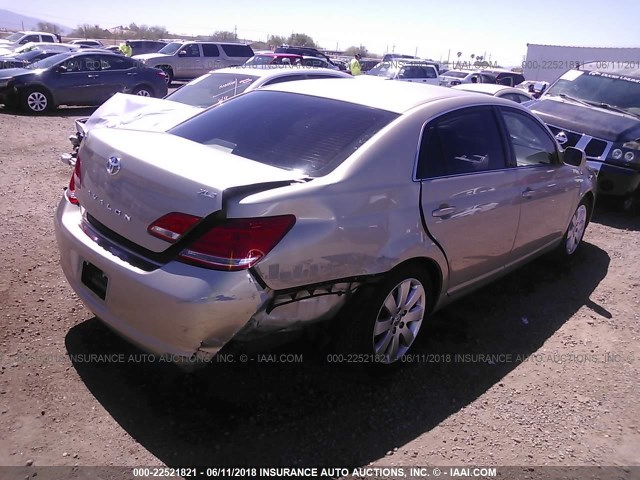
221;44;253;58
170;90;398;176
165;72;259;107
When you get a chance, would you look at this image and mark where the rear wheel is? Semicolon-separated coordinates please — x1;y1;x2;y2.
557;199;590;258
133;85;153;97
21;87;51;114
335;265;432;365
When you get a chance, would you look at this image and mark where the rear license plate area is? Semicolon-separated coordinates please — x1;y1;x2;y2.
81;261;108;300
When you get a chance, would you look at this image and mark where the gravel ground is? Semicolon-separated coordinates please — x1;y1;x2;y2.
0;107;639;477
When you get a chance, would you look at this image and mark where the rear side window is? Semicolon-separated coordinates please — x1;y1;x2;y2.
202;44;220;57
221;44;253;58
42;34;56;42
170;90;398;176
417;106;507;178
99;55;135;70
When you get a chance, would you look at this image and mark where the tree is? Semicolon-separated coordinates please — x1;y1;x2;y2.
250;41;269;51
207;31;238;42
267;35;287;48
456;51;462;59
70;24;112;39
37;22;60;34
287;33;316;48
344;45;368;57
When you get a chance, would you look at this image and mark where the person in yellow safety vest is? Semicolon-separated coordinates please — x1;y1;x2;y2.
348;53;362;76
119;40;132;57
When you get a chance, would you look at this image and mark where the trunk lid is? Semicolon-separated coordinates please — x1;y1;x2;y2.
77;128;303;253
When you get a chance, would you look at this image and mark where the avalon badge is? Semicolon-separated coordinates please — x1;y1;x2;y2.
106;156;121;175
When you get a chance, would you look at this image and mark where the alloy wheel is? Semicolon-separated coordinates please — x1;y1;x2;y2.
373;277;426;363
566;204;587;255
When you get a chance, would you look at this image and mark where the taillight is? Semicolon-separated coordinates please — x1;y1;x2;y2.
178;215;296;271
148;212;202;243
66;154;82;205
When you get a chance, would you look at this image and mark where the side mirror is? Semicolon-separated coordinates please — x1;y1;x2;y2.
178;50;187;56
563;146;586;168
56;65;68;73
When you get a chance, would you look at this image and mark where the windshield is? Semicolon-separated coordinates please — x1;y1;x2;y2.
443;71;469;79
5;32;24;42
170;90;398;176
158;42;182;55
367;61;400;78
165;72;259;107
26;53;69;69
546;70;640;115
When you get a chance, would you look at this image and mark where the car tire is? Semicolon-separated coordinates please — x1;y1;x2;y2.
557;198;591;259
133;85;154;97
160;66;173;86
21;87;51;114
335;264;432;366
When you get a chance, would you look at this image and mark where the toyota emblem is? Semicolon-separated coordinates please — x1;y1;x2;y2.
106;156;121;175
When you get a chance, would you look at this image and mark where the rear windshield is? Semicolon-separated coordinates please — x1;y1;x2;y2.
165;72;259;107
444;71;469;78
169;90;398;176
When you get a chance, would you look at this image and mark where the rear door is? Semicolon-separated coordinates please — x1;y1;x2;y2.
418;106;521;294
202;43;221;72
96;55;139;100
497;107;579;260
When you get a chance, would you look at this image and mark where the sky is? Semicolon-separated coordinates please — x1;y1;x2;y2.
1;0;639;66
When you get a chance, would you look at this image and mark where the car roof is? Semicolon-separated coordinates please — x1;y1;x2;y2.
442;69;476;75
451;83;526;96
261;77;476;113
212;66;348;79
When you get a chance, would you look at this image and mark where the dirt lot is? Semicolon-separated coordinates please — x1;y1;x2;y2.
0;108;639;476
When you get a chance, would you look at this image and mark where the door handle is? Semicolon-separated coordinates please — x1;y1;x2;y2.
432;206;456;218
522;188;535;199
87;74;98;78
127;72;137;76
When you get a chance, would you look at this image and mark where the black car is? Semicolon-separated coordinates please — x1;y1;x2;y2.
481;69;525;87
128;40;168;56
0;51;168;114
0;49;61;69
529;62;640;211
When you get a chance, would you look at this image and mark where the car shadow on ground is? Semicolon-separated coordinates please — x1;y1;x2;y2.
65;242;610;467
591;199;640;231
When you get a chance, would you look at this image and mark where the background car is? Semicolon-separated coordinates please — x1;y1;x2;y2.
0;31;59;53
366;60;439;84
529;62;640;211
452;83;533;103
68;39;104;47
134;41;254;85
127;40;168;56
55;80;595;368
244;53;303;66
165;66;351;107
0;49;63;69
0;51;168;113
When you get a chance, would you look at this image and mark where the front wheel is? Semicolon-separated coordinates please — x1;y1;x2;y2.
21;87;51;114
160;66;173;86
335;265;432;365
558;199;590;258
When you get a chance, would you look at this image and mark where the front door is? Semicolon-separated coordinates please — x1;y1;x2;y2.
417;106;521;294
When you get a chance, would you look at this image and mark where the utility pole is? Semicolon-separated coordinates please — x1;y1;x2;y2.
234;25;237;40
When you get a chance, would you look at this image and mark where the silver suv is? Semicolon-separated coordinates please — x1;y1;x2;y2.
133;41;254;84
